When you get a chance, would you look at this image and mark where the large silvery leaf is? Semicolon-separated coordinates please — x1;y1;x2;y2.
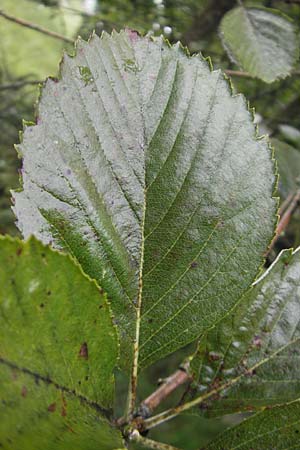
0;237;123;449
13;30;276;370
204;399;300;450
219;7;299;83
189;246;300;417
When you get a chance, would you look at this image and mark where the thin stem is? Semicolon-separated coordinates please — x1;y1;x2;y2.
224;69;300;78
268;190;300;252
224;69;252;78
142;341;294;430
129;430;181;450
0;80;42;91
138;362;191;418
279;191;295;217
126;195;147;419
0;10;74;44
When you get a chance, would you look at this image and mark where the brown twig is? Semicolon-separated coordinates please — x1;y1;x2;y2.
279;191;295;217
224;69;300;79
0;10;74;44
0;80;42;91
137;362;192;419
117;362;192;431
269;190;300;252
224;69;252;78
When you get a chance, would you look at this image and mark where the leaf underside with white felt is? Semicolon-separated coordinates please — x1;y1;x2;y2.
0;237;123;450
219;6;299;83
13;30;277;370
203;399;300;450
189;247;300;417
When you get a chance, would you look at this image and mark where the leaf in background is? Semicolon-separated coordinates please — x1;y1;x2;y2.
60;0;83;38
278;124;300;149
189;246;300;417
13;30;276;370
272;138;300;200
0;237;123;449
219;7;299;83
203;399;300;450
0;0;72;80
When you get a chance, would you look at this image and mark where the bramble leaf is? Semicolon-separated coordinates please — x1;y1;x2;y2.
13;30;276;370
189;246;300;417
204;400;300;450
219;7;299;83
0;237;123;449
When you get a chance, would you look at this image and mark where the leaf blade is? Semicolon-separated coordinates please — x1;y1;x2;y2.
204;400;300;450
190;246;300;417
219;7;299;83
0;236;122;448
1;364;124;450
13;31;277;369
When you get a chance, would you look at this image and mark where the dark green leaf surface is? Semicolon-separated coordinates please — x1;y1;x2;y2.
190;247;300;417
0;237;123;449
204;400;300;450
219;7;299;83
272;138;300;199
13;30;276;369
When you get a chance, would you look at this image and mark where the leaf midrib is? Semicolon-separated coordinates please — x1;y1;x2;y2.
0;357;112;420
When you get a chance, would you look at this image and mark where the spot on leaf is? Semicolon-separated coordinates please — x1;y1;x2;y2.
79;342;88;359
61;396;67;417
47;402;56;412
21;386;27;397
78;66;94;85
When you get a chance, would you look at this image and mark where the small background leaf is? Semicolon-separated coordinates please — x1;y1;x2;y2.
219;6;299;83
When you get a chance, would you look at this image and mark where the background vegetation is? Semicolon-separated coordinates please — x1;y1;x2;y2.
1;0;300;447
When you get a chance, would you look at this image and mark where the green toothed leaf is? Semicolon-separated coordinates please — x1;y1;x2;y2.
13;30;276;370
220;7;299;83
0;236;123;449
204;400;300;450
189;246;300;417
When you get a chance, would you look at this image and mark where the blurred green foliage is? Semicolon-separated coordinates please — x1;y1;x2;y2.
1;0;300;447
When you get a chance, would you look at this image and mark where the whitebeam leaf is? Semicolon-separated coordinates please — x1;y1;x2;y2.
189;247;300;417
13;30;277;370
219;7;299;83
